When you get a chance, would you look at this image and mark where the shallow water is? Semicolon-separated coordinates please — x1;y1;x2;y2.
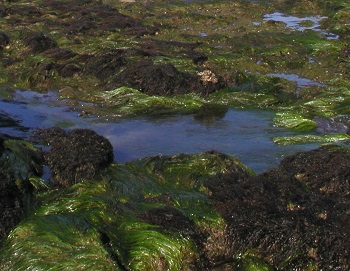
0;90;321;173
263;12;339;40
268;73;325;89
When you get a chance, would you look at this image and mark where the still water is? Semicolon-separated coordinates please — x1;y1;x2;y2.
0;90;319;173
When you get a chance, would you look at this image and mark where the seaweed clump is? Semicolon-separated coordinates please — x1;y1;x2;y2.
36;127;114;187
205;144;350;270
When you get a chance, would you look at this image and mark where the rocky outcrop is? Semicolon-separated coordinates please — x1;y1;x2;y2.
110;59;226;96
36;128;114;187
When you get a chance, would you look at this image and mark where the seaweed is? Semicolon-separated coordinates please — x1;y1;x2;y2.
1;131;349;270
205;145;350;270
0;147;252;270
1;0;350;143
36;128;114;187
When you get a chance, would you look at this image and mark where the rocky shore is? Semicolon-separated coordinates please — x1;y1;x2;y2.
1;0;350;270
0;130;349;270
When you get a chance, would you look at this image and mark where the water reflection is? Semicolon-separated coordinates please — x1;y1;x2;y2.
263;12;339;40
0;90;319;173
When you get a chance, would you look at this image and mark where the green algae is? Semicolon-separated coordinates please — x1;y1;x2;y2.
273;133;350;145
274;112;317;132
1;151;251;270
0;214;120;271
117;222;196;271
98;87;203;116
1;137;349;269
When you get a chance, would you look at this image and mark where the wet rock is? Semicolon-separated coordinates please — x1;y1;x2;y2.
110;59;226;96
205;145;350;270
36;128;114;187
314;115;350;134
23;31;57;53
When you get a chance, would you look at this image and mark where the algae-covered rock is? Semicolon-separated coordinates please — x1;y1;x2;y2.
0;134;349;270
22;31;57;54
0;138;44;241
0;147;254;270
205;145;350;271
110;59;226;97
36;127;114;187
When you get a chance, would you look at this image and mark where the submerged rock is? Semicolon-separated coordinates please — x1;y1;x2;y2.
314;115;350;134
36;128;114;187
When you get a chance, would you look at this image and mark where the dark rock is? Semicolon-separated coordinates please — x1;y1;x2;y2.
23;31;57;53
279;144;350;197
0;6;9;17
124;26;158;37
54;63;81;77
194;104;228;125
314;116;350;134
0;137;4;156
204;145;350;270
110;59;226;96
36;128;114;187
0;113;20;128
192;52;208;65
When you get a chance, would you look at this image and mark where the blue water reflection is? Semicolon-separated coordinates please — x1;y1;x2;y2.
0;90;319;173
